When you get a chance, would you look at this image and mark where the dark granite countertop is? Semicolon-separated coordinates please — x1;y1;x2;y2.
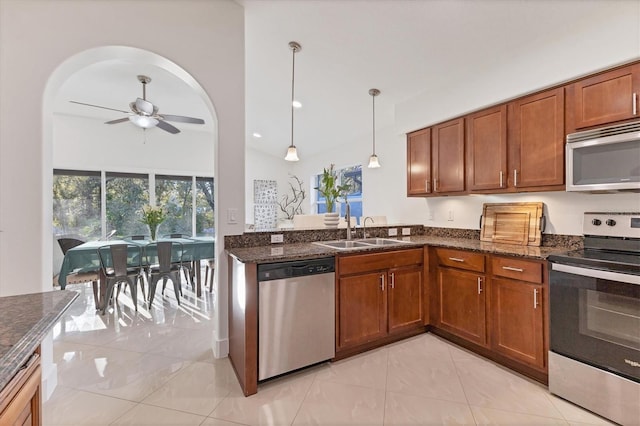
0;291;78;390
226;235;572;264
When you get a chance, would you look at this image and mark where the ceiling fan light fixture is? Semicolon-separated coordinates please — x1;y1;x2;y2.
285;41;302;162
367;88;381;169
129;114;159;129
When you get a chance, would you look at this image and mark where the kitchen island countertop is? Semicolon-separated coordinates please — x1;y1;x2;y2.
0;290;78;390
226;235;572;264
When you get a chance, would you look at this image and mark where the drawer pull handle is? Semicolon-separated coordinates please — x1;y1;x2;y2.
448;257;465;262
477;277;483;294
534;288;539;309
380;274;385;291
513;169;518;187
502;266;524;272
390;272;395;289
499;170;504;188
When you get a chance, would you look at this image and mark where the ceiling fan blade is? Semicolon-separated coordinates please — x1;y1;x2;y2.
156;120;180;134
134;98;155;116
69;101;129;114
105;117;130;125
160;114;205;125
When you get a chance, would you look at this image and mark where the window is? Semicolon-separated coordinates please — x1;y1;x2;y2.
105;172;149;237
316;165;362;223
53;170;101;239
53;170;214;240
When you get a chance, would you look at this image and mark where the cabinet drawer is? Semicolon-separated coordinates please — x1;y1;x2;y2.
491;256;542;283
339;248;423;276
435;248;485;273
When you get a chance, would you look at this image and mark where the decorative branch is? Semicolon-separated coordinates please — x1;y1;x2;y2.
278;174;306;220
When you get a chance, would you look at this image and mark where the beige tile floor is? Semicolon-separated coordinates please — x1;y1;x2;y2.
45;282;615;426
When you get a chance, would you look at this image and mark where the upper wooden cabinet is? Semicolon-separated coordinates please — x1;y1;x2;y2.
466;105;508;192
508;87;565;190
406;128;432;195
433;118;465;193
567;63;640;132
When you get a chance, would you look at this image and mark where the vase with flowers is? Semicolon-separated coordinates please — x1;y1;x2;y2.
140;205;166;240
315;164;350;228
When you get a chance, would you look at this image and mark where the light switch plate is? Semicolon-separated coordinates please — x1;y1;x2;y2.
402;228;411;236
271;234;284;243
227;208;238;224
388;228;398;237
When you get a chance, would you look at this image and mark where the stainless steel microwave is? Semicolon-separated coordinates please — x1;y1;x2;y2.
566;121;640;192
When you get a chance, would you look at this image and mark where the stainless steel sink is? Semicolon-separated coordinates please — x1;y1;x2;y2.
312;240;373;250
313;238;410;250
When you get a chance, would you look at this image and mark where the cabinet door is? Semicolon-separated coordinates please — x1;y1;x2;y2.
508;88;564;189
433;118;465;193
338;272;387;348
570;64;640;130
466;105;508;191
388;266;423;334
407;128;432;195
491;278;545;369
437;267;487;346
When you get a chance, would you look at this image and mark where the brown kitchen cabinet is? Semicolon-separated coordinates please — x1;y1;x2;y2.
406;128;432;195
490;256;546;370
432;118;465;193
466;105;508;192
0;350;41;426
337;248;424;352
508;87;565;190
567;63;640;132
435;248;487;346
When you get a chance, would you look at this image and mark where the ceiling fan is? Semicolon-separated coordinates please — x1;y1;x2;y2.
70;75;205;134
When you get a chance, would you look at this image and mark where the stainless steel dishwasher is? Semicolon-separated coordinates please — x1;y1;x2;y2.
258;257;335;381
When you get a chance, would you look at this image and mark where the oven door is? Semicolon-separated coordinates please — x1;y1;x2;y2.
550;263;640;382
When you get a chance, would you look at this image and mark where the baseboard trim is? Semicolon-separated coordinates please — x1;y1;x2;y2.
212;336;229;359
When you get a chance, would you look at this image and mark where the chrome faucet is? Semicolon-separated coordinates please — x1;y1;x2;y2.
363;216;374;238
345;202;352;240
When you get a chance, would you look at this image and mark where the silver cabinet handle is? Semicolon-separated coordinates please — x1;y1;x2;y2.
499;171;504;188
513;169;518;187
634;93;637;115
502;266;524;272
425;180;430;192
390;272;395;289
433;178;438;192
477;277;483;294
534;288;539;309
448;257;465;262
380;274;385;291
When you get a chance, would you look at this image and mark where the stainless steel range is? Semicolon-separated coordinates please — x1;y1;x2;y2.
548;212;640;425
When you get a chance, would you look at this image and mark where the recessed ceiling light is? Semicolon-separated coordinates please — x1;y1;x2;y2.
252;132;262;138
292;100;302;108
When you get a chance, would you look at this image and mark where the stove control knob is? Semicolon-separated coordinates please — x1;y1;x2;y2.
591;219;602;226
606;219;617;226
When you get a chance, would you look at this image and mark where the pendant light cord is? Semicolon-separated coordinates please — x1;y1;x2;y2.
372;93;376;155
290;45;296;149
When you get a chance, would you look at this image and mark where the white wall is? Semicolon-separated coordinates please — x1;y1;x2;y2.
0;1;244;362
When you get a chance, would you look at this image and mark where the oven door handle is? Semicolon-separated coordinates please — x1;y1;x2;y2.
551;263;640;285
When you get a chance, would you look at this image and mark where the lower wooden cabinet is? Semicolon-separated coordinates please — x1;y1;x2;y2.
0;350;41;426
337;249;424;351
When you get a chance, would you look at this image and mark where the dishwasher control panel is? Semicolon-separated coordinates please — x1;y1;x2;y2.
258;257;335;281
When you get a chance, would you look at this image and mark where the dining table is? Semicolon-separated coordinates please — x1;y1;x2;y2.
58;237;215;309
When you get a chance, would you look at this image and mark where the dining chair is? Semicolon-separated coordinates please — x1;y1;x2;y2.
57;236;100;306
204;259;215;293
97;244;144;314
123;235;150;241
145;241;183;308
162;234;195;288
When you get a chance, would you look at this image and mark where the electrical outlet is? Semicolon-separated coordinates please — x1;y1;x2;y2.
271;247;284;256
271;234;284;243
402;227;411;236
388;228;398;237
448;210;454;221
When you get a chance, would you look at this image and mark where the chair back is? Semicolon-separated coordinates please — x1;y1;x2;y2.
145;241;183;274
124;235;149;241
57;237;85;255
98;244;141;277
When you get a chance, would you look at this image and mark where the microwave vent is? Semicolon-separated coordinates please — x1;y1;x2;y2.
566;120;640;143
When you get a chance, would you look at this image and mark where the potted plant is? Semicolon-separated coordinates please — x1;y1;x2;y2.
277;174;306;227
140;205;166;240
315;164;350;228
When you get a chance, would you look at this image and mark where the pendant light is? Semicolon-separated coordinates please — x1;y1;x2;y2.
284;41;301;161
368;88;381;168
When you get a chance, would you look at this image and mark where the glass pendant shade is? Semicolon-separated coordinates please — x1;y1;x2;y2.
129;115;158;129
368;153;381;168
285;145;299;161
